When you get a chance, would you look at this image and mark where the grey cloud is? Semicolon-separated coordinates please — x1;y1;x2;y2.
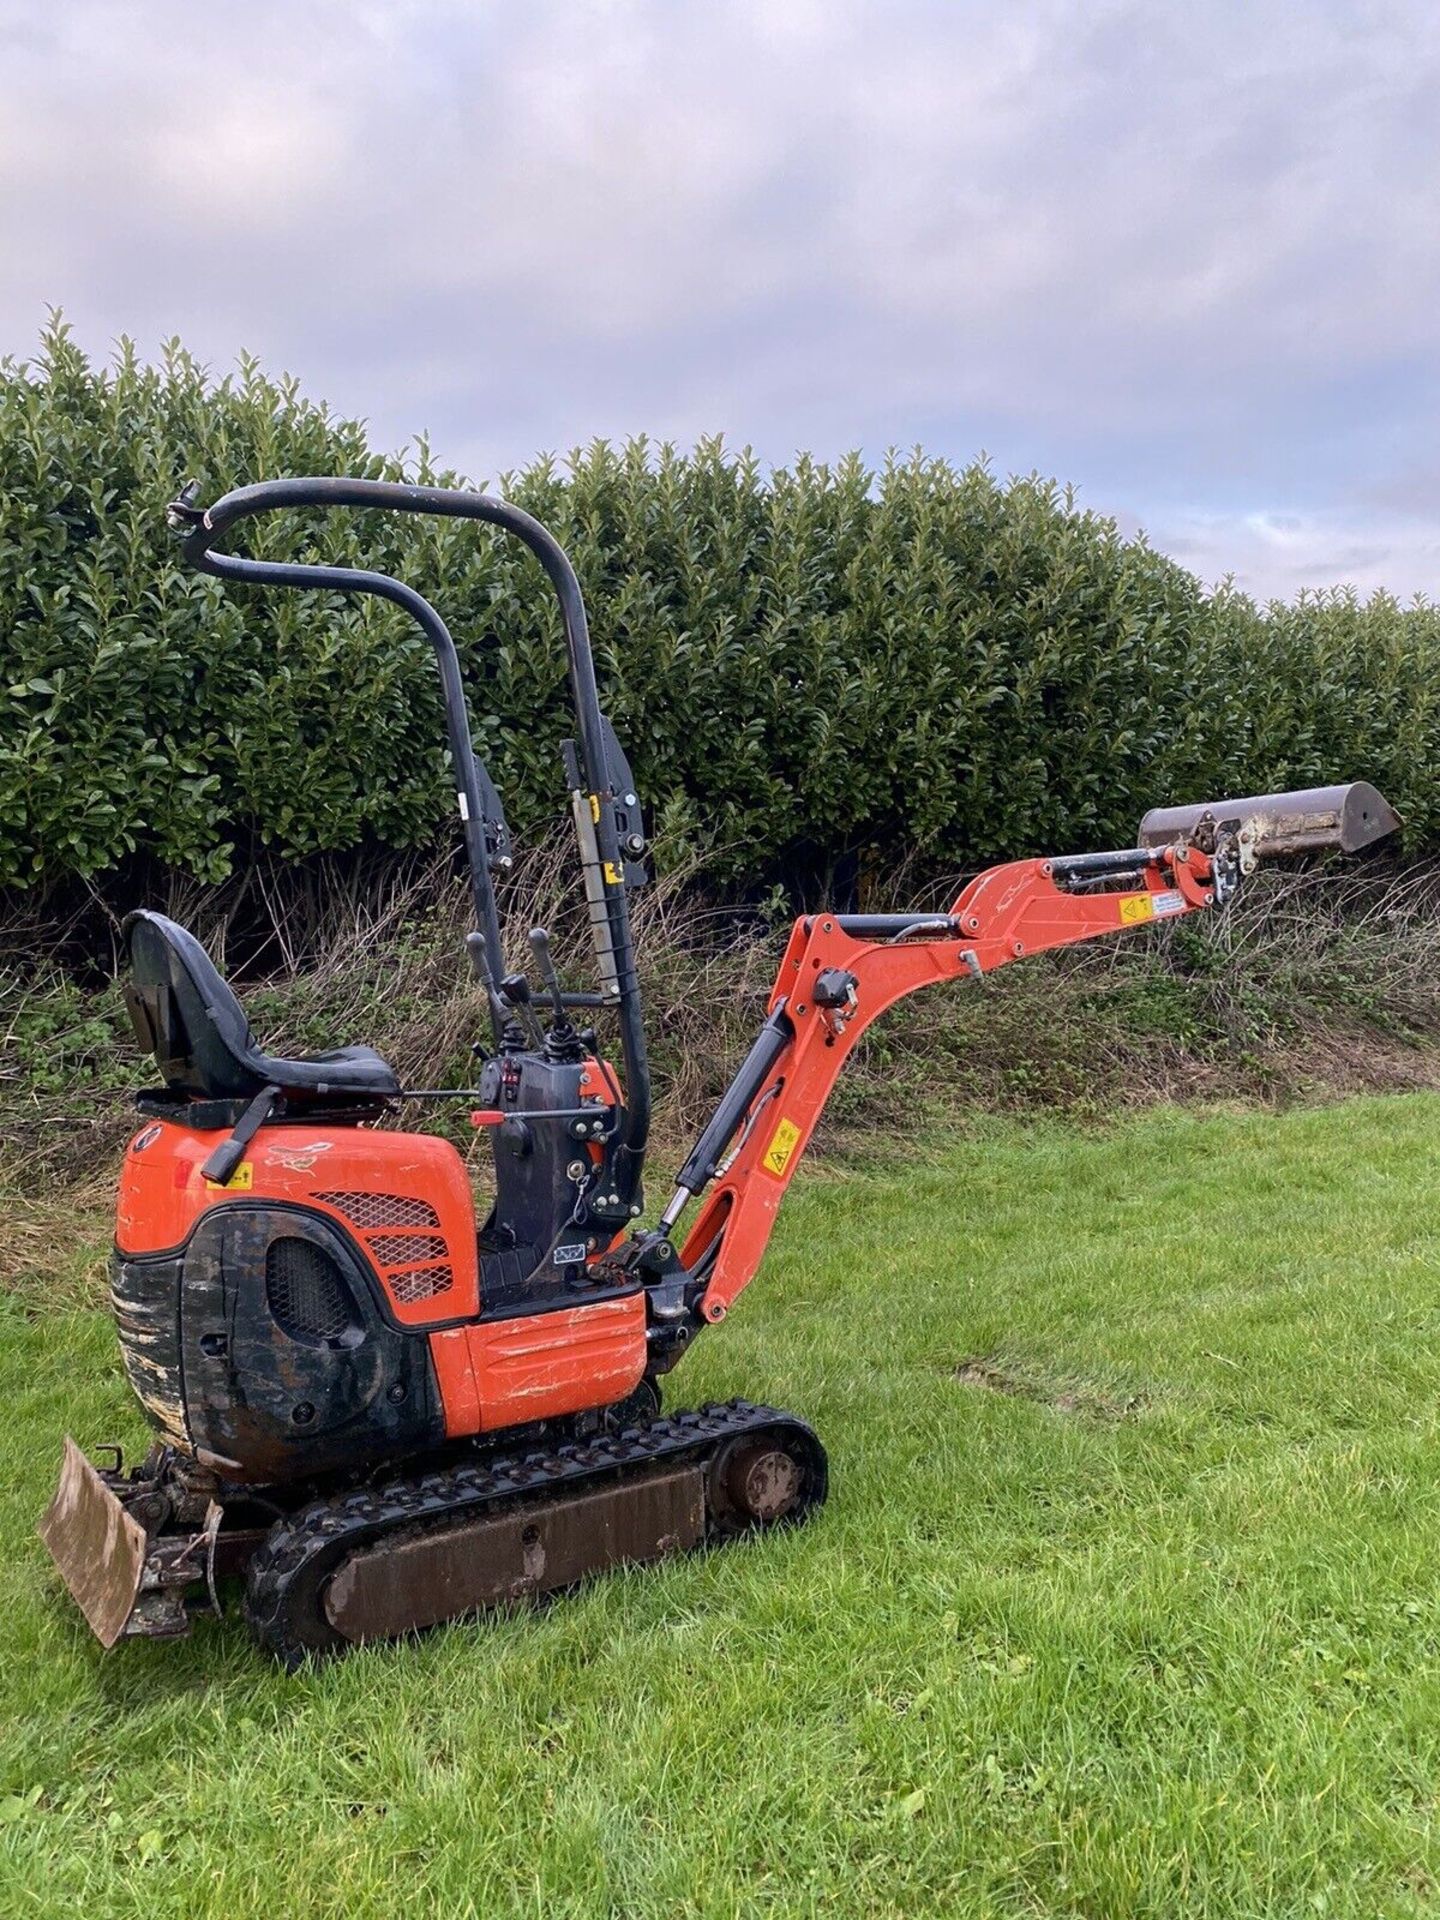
1148;505;1440;602
0;0;1437;597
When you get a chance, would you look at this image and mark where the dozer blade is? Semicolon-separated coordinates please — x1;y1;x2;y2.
1136;781;1399;859
37;1438;149;1648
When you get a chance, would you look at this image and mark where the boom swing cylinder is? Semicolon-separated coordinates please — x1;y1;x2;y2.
36;474;1399;1661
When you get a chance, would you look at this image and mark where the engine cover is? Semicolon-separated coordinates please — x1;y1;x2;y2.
111;1207;444;1481
111;1118;476;1479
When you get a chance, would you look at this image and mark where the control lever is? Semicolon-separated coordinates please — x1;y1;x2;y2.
467;932;541;1045
529;928;586;1064
464;931;527;1040
528;928;568;1023
199;1084;281;1185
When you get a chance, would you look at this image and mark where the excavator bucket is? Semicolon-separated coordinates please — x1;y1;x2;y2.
1137;781;1399;860
38;1438;149;1648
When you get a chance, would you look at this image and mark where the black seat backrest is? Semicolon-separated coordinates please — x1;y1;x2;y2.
123;910;268;1101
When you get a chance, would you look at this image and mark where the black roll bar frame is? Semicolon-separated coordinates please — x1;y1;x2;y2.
168;476;651;1165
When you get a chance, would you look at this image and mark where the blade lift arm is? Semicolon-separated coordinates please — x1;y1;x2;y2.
625;834;1231;1362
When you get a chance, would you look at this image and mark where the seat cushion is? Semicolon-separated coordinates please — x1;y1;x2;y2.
249;1041;401;1097
123;910;401;1103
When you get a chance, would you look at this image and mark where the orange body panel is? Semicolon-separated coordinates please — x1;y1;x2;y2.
429;1292;648;1437
114;1118;646;1441
116;1119;481;1325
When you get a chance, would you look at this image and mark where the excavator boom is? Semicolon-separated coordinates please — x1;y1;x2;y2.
647;785;1397;1338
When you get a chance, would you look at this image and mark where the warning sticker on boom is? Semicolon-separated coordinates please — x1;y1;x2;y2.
762;1117;801;1179
1119;888;1186;926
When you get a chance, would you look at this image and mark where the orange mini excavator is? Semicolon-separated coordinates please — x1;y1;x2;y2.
38;476;1400;1664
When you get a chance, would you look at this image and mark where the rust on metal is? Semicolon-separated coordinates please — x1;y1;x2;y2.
37;1438;149;1648
705;1435;808;1533
1137;782;1399;860
721;1441;802;1523
323;1466;705;1644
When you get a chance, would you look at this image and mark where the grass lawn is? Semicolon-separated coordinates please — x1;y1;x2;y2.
5;1094;1440;1916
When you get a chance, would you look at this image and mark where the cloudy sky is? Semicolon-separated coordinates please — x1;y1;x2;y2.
2;0;1437;601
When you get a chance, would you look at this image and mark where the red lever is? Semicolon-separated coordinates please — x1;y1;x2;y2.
468;1109;505;1128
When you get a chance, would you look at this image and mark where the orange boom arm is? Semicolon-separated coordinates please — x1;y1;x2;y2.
660;842;1219;1328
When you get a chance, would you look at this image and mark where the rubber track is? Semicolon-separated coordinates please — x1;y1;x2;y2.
243;1399;826;1666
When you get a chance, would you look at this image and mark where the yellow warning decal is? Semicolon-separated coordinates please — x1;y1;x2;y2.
603;860;623;885
589;793;601;823
204;1161;253;1191
1119;893;1155;926
762;1117;801;1179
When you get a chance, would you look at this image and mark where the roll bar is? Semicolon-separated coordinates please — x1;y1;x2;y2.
165;476;650;1161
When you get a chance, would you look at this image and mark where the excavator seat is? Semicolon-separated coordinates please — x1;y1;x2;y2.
122;909;400;1105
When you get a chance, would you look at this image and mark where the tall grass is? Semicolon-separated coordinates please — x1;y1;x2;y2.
6;848;1440;1313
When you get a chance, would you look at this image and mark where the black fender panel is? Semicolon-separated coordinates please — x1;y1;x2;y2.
114;1205;446;1483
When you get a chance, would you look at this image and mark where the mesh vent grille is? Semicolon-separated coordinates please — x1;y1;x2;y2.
389;1264;455;1305
312;1192;455;1311
314;1191;440;1230
265;1239;359;1345
366;1232;448;1265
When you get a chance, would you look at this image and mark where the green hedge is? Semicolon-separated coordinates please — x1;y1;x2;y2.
3;319;1436;899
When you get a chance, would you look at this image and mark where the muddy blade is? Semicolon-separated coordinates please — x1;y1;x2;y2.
1136;781;1400;859
37;1438;149;1648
